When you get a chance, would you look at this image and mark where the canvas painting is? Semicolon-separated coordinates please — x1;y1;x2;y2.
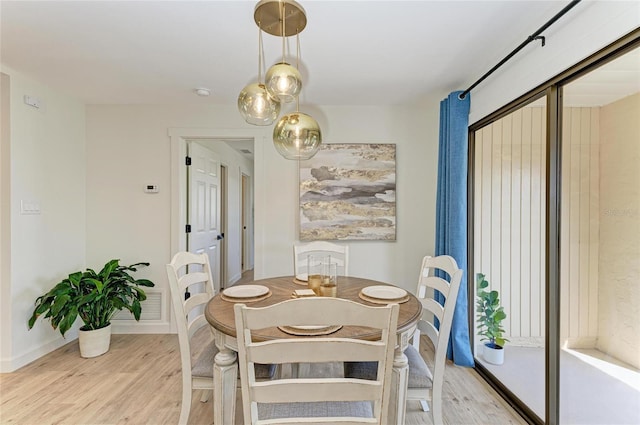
299;143;396;241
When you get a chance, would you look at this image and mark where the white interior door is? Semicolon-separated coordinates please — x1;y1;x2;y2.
187;141;222;293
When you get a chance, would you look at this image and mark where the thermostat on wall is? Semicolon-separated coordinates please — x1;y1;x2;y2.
144;184;159;193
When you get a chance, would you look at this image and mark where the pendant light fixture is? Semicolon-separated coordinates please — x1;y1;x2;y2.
241;0;322;159
237;25;281;126
273;110;321;160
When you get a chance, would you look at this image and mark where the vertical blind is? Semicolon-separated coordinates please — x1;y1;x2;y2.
473;105;599;347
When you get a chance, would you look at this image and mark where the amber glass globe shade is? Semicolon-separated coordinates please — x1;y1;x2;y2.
265;62;302;103
237;83;281;126
273;112;322;160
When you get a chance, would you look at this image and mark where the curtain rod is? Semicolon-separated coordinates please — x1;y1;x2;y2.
459;0;582;100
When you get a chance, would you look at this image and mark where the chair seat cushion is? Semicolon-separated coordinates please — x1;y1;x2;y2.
343;345;433;389
191;342;218;378
405;344;433;389
258;401;373;420
191;342;276;380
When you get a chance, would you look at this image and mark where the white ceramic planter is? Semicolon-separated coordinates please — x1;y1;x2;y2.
78;323;112;358
483;343;504;365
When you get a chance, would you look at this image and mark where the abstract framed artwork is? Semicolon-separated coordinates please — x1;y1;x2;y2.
299;143;396;241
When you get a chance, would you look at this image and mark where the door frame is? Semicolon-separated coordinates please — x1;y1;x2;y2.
220;163;227;287
169;127;262;275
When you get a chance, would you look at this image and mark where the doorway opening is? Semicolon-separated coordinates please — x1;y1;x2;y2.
169;129;257;293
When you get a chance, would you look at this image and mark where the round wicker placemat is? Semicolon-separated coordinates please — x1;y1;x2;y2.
358;291;410;305
221;290;272;303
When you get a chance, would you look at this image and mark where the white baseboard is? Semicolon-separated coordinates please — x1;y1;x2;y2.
1;332;77;373
2;322;172;373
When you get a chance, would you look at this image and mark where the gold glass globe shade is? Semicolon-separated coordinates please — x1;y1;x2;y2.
273;112;322;160
265;62;302;103
237;83;281;126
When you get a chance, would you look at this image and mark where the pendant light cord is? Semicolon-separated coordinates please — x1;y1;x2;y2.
296;31;300;112
281;1;286;63
296;32;300;70
258;24;264;83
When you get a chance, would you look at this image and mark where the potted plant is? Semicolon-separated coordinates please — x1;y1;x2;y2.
28;259;154;358
476;272;508;365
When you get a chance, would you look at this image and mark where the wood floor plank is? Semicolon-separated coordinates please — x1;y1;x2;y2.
0;333;525;424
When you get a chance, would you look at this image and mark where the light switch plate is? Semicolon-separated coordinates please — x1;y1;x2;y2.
24;95;42;109
20;200;41;214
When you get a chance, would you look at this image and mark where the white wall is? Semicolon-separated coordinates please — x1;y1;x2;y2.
0;66;86;372
470;1;640;124
85;102;441;333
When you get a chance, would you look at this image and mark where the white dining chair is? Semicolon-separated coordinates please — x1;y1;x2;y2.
291;241;350;378
344;255;462;425
293;241;349;277
166;251;218;425
406;254;462;424
234;297;399;425
167;252;278;424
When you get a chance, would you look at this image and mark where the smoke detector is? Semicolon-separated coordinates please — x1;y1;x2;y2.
194;88;211;97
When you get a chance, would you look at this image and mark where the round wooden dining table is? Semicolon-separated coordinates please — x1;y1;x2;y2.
205;275;422;425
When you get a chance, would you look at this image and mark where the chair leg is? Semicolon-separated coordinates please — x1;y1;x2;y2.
432;393;443;425
419;399;430;412
179;386;192;425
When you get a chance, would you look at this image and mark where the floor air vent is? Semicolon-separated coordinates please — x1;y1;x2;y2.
113;292;162;321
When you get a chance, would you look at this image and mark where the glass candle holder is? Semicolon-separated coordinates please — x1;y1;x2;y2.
307;255;324;295
320;262;337;297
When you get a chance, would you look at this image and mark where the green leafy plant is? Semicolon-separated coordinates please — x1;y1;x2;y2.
28;259;154;336
476;273;508;348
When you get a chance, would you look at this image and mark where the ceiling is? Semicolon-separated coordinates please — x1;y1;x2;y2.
2;1;637;161
1;0;571;107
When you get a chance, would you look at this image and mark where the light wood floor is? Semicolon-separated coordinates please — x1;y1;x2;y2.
0;327;526;425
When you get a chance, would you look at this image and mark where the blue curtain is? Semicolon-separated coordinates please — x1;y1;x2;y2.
435;90;474;367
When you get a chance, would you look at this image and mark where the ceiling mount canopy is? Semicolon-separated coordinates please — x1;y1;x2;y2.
254;0;307;37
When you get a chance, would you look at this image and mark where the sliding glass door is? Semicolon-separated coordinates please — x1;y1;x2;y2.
470;33;639;424
472;95;548;422
558;46;640;425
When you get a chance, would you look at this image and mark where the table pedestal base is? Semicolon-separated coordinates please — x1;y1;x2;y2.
388;344;409;425
213;346;237;425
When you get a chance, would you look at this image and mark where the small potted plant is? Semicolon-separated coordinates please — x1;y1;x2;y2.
28;259;154;358
476;272;508;365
